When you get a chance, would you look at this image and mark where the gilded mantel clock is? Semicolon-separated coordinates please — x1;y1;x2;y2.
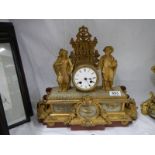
37;26;137;129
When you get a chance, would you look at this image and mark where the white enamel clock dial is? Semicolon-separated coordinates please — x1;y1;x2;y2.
73;65;98;91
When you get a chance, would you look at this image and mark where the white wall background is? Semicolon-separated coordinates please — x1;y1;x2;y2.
10;19;155;108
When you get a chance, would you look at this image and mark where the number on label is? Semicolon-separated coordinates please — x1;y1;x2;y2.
109;91;121;96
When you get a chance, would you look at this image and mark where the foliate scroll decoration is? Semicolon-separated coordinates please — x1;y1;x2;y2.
141;92;155;118
125;98;137;120
70;26;100;69
75;96;111;127
140;66;155;118
37;88;52;121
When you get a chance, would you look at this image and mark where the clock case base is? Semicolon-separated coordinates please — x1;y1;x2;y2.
37;86;137;129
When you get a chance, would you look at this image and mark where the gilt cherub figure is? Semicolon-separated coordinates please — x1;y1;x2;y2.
99;46;117;91
53;49;73;92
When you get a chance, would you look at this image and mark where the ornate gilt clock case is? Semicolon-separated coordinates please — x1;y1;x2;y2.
37;26;137;129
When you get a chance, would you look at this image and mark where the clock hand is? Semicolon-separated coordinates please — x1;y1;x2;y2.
85;78;95;84
84;78;91;87
89;77;96;80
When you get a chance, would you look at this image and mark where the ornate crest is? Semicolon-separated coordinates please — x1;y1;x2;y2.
70;26;100;69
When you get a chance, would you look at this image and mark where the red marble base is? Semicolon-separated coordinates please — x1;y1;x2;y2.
70;125;105;130
44;122;131;130
70;122;130;130
47;123;69;128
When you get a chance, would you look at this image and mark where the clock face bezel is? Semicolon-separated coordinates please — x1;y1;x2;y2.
72;64;99;92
